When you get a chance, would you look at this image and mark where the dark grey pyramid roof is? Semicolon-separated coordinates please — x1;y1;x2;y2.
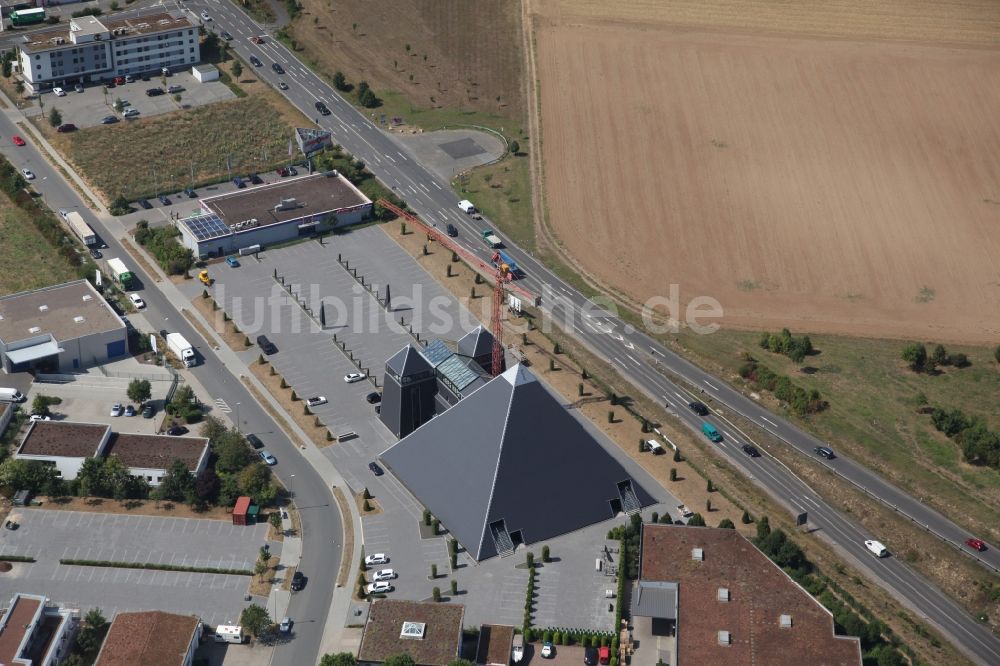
386;344;432;377
380;364;655;560
457;325;494;359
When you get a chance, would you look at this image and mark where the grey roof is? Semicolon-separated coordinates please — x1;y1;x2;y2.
457;325;494;359
632;580;677;619
420;339;453;368
386;344;432;378
380;364;656;560
437;354;485;392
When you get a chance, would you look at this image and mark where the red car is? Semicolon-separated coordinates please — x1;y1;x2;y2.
11;135;25;146
276;167;290;177
965;538;987;552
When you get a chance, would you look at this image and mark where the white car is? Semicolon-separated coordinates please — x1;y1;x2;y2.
128;293;145;309
344;372;365;383
366;581;393;594
372;569;396;581
260;450;277;465
200;10;212;21
53;87;66;97
29;414;51;422
122;108;140;118
110;402;123;417
20;168;34;180
364;553;388;566
306;396;327;407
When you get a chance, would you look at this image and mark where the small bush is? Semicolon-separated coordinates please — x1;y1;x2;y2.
669;468;677;482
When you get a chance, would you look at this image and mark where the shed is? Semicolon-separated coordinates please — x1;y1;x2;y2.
232;496;251;525
12;489;32;506
247;504;260;525
192;64;219;83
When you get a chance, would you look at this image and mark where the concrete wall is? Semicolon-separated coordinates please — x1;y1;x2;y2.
56;327;128;371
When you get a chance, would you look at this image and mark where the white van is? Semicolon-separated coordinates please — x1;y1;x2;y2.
457;199;477;214
645;439;664;455
214;625;245;644
0;388;26;403
864;540;888;558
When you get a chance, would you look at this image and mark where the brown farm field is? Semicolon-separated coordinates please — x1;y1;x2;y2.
531;1;1000;344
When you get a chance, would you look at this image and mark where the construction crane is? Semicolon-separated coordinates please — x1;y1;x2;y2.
491;260;510;377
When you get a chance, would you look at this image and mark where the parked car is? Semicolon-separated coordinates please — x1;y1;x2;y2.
11;135;25;146
142;404;154;418
123;108;140;118
167;425;188;436
813;446;836;459
53;87;66;97
278;81;289;90
89;248;102;259
365;392;381;404
101;115;119;124
584;648;598;666
446;223;458;237
233;176;245;188
290;571;305;591
741;444;760;457
365;553;388;566
74;83;84;93
30;414;51;422
113;76;126;85
541;643;555;658
287;166;298;176
158;195;171;206
368;462;384;476
128;293;145;309
57;124;78;133
276;167;290;177
20;168;34;180
260;450;277;465
226;255;240;267
248;172;262;184
246;434;264;449
688;401;709;416
145;87;164;97
200;10;212;21
305;396;327;407
250;56;263;67
138;198;152;209
221;31;233;41
366;581;393;594
257;335;277;355
124;404;136;417
110;402;123;417
168;84;184;94
372;569;395;581
183;187;197;198
966;537;987;552
344;372;365;383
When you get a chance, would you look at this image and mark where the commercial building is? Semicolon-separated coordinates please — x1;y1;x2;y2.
632;524;861;666
0;280;127;374
358;600;465;666
95;610;201;666
177;171;373;258
475;625;515;666
0;593;78;666
16;421;210;486
380;364;655;560
16;11;199;93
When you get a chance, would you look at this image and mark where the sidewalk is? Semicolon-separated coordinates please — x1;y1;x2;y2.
0;86;364;660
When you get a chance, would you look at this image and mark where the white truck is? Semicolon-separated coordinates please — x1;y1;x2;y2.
64;211;96;246
864;540;889;558
0;388;27;403
511;634;524;663
166;332;197;368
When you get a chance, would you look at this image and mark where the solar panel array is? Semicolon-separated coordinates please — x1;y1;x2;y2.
182;213;231;242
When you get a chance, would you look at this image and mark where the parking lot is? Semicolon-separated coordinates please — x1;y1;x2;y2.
26;374;177;435
0;509;273;626
26;70;235;130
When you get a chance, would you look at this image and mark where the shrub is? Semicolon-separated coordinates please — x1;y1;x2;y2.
423;509;431;525
901;343;928;372
673;448;681;462
741;510;752;524
706;478;714;492
542;545;550;562
669;468;677;482
430;564;437;578
363;499;371;512
432;587;441;602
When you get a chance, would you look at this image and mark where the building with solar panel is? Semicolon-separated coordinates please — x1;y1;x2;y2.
176;171;372;258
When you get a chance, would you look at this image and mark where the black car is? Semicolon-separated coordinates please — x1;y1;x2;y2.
446;223;458;237
257;335;278;355
138;198;152;210
184;187;197;198
271;62;285;75
741;444;761;457
365;392;382;404
158;195;171;206
368;462;384;476
246;434;264;449
221;31;234;41
315;101;331;116
250;56;263;67
57;123;78;133
584;648;598;666
101;115;119;125
145;87;164;97
89;248;103;259
248;172;262;185
167;425;188;436
290;571;305;591
688;401;709;416
813;446;836;460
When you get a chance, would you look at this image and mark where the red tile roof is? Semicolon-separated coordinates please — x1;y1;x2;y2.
95;611;200;666
639;525;861;666
0;595;42;664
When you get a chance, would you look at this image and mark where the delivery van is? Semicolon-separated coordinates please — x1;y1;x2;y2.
701;422;722;443
0;388;26;403
645;439;665;455
864;540;889;558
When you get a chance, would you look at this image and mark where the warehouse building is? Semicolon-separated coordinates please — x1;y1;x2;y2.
177;171;373;258
16;11;199;93
0;280;127;374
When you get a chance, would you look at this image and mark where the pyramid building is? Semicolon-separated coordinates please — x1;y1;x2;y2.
380;364;656;560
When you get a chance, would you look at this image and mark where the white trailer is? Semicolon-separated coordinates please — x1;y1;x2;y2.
166;332;197;368
65;211;96;246
213;625;244;644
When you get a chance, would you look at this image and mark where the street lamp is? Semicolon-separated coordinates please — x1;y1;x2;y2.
234;402;241;433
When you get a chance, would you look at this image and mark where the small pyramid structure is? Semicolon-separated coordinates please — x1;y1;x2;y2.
380;364;655;560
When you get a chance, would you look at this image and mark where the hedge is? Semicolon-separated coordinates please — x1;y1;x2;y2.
0;555;36;563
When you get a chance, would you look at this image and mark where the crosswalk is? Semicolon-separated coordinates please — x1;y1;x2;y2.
214;398;231;413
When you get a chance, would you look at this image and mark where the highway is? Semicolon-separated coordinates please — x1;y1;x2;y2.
0;107;339;666
184;2;1000;661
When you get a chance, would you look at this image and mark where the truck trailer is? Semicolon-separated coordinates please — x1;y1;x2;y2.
107;258;136;290
482;229;502;249
166;332;197;368
491;250;518;277
64;211;96;246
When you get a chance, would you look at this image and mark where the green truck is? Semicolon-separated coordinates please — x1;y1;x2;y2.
107;258;136;290
482;229;502;249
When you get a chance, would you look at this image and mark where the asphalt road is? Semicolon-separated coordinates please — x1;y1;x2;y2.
0;109;339;666
185;3;1000;661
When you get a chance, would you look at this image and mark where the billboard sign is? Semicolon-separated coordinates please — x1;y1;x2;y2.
295;127;334;157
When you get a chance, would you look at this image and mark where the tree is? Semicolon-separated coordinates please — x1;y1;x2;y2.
200;415;228;442
994;344;1000;365
155;459;194;503
109;194;130;215
384;655;416;666
930;344;949;367
48;106;62;127
686;513;706;527
359;87;378;108
214;428;252;473
741;510;752;524
232;60;243;79
0;458;58;494
238;463;277;504
270;511;282;530
127;379;151;405
542;545;550;562
240;604;271;636
321;653;358;666
509;140;520;154
718;518;735;529
333;71;347;90
901;343;928;372
31;394;61;416
170;384;196;413
15;80;24;98
194;468;220;503
75;608;108;654
755;515;771;541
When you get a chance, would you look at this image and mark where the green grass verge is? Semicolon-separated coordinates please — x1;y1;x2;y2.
374;89;521;135
0;555;36;563
0;203;81;294
453;155;534;251
59;558;252;575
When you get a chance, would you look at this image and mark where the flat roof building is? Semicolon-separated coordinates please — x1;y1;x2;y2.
0;593;77;666
358;600;465;666
177;171;372;258
0;280;127;374
17;421;110;481
633;524;862;666
94;610;201;666
475;625;515;666
16;10;200;92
